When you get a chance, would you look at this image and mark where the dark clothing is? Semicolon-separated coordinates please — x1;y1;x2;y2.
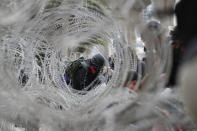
65;54;105;90
19;69;29;86
124;60;146;84
108;57;114;70
167;41;184;86
172;0;197;43
71;59;102;90
167;0;197;86
183;38;197;62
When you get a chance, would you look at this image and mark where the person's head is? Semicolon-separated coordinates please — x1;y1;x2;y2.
124;71;138;84
91;54;105;69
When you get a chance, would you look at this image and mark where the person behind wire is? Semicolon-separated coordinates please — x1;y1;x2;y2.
64;54;105;91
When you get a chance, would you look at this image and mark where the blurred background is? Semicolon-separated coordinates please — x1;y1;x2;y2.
0;0;197;131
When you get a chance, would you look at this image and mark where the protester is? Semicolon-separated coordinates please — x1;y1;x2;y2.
64;54;105;91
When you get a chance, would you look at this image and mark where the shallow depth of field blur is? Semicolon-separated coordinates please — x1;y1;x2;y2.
0;0;197;131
